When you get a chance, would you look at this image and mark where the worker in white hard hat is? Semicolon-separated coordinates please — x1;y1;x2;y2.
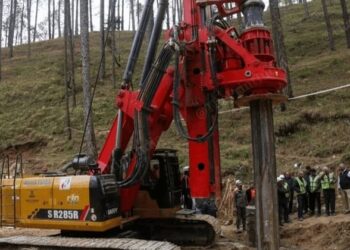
277;176;290;225
234;180;247;232
181;166;192;209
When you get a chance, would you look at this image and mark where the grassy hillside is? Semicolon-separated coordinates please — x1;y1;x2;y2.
1;1;350;179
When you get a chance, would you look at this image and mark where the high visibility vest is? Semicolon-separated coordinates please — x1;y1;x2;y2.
310;176;320;192
321;175;331;189
296;177;306;194
329;172;336;189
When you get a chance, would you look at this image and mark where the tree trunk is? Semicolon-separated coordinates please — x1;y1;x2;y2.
0;0;3;80
340;0;350;48
99;0;105;80
75;0;78;35
71;0;74;34
146;5;154;41
48;0;51;39
89;0;93;31
136;0;140;25
269;0;293;98
58;0;61;37
171;0;175;25
20;0;24;44
129;0;135;31
321;0;335;51
237;12;243;33
80;0;97;158
9;0;17;58
52;0;55;39
111;0;116;88
27;0;31;57
121;0;124;30
33;0;38;42
64;0;72;140
165;1;170;29
302;0;309;18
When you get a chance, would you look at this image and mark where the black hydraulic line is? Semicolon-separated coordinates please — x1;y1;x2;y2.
122;0;155;87
116;43;176;187
140;0;169;88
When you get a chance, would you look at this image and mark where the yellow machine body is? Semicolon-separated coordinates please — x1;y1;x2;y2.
0;175;121;232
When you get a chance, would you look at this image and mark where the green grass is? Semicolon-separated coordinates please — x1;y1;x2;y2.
1;1;350;179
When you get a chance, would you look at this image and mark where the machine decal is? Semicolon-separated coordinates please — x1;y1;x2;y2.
25;190;39;203
79;205;90;221
33;209;82;220
107;207;118;216
59;177;72;190
67;194;80;204
23;179;51;186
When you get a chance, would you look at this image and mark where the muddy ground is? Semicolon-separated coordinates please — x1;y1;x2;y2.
1;212;350;249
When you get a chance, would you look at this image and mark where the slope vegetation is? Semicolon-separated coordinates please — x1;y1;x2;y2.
0;1;350;178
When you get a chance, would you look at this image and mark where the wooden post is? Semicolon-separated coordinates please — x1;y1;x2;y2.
250;99;280;250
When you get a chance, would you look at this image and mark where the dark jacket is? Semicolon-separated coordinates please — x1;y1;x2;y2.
235;189;247;208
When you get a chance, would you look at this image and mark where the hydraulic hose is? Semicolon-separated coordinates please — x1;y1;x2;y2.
140;0;169;88
116;42;176;187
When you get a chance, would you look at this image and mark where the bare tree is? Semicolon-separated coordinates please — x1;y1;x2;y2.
111;0;116;88
129;0;135;31
340;0;350;48
99;0;105;80
52;0;55;39
64;0;72;140
48;0;51;39
27;0;31;57
80;0;97;158
33;0;38;42
0;0;3;80
89;0;93;31
321;0;335;51
302;0;309;18
121;0;124;30
165;0;169;29
71;0;74;33
58;0;61;37
136;0;140;25
75;0;78;35
269;0;293;99
8;0;18;58
20;0;24;44
146;4;153;41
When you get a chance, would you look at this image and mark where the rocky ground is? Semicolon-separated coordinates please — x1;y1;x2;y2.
1;211;350;249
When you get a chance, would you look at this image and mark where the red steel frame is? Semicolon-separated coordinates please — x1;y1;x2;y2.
97;0;287;214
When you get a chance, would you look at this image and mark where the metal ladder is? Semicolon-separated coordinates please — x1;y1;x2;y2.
0;154;23;228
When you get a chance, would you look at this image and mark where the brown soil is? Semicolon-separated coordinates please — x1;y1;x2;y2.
0;214;350;249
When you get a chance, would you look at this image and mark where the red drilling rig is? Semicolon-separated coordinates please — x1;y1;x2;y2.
0;1;286;249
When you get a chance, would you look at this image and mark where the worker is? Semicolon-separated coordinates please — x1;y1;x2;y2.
320;166;336;216
285;172;295;213
303;166;311;215
234;180;247;232
338;163;350;214
294;170;307;221
246;181;256;206
181;166;193;209
308;168;321;216
277;176;289;225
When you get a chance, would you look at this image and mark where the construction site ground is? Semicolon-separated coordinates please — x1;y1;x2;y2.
1;210;350;250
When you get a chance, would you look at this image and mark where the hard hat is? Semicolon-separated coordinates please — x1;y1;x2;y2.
235;180;242;185
183;166;189;172
322;166;329;172
277;177;282;182
279;174;285;180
